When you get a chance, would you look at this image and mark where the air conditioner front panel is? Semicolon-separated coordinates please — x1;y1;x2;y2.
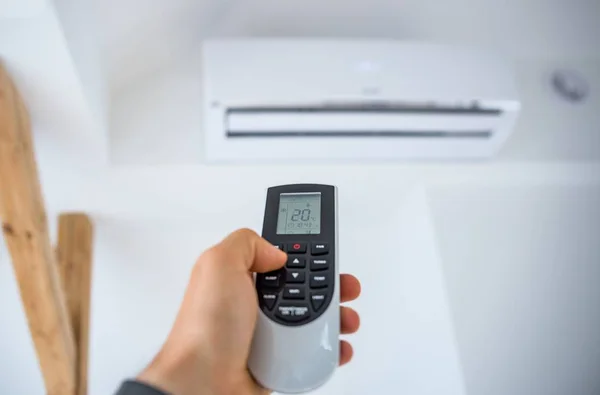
202;39;521;162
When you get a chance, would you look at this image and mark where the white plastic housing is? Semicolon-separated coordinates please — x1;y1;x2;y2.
202;39;520;162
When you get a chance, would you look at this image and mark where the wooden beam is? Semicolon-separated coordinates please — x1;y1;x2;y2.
0;61;76;395
57;214;93;395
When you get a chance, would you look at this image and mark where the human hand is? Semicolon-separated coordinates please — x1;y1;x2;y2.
138;229;361;395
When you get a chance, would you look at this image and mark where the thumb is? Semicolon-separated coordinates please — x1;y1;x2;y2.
217;228;287;273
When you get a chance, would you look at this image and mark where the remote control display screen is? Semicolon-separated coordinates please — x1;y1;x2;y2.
276;193;321;235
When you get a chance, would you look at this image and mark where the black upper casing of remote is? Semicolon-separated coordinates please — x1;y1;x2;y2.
256;184;336;327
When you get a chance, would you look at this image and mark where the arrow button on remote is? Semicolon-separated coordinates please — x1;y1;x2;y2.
287;256;305;268
286;270;305;283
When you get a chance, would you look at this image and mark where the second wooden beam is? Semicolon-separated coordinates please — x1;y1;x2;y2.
57;213;94;395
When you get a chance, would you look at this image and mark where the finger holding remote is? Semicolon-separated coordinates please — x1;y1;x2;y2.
137;228;360;395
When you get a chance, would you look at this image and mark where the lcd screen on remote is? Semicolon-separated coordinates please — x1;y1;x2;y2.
276;193;321;234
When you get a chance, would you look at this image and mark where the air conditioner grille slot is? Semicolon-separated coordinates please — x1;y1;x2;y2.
225;108;500;139
227;130;491;139
227;105;502;115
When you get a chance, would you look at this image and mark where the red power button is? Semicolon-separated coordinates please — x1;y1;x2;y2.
286;242;306;254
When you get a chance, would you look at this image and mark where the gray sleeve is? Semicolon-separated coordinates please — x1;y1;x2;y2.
115;380;171;395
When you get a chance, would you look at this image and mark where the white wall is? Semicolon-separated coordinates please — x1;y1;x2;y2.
429;186;600;395
0;5;107;169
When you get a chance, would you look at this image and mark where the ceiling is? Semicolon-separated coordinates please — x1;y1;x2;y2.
0;0;46;17
91;0;600;94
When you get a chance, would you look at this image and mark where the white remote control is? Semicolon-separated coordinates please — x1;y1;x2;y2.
249;184;340;393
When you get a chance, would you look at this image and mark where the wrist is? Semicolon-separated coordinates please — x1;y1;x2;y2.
138;341;212;395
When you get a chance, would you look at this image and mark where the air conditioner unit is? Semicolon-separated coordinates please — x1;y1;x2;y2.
202;39;520;162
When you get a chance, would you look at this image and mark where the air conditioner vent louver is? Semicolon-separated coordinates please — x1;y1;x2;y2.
226;106;501;140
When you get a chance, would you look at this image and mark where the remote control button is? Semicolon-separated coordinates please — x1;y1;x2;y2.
310;242;329;255
310;258;329;271
275;244;285;251
310;292;327;311
283;286;305;299
287;242;307;254
261;273;280;287
310;273;329;289
287;256;306;268
286;270;305;283
261;292;278;310
276;303;310;322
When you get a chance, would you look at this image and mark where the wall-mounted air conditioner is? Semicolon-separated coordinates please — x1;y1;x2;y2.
202;39;520;162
